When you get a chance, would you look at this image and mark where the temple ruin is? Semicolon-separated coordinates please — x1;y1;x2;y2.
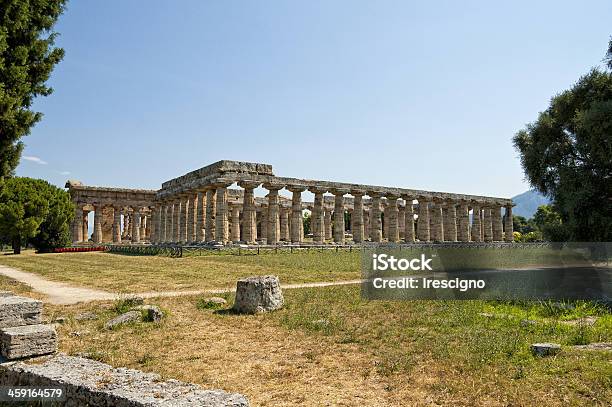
66;160;514;245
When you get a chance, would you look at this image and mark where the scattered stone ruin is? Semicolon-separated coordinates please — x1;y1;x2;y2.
0;292;250;406
0;294;57;360
67;160;514;245
233;275;284;314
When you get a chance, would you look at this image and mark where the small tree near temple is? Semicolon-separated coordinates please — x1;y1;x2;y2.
0;177;73;254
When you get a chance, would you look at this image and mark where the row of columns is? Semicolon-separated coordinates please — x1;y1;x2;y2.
156;185;514;245
71;205;154;244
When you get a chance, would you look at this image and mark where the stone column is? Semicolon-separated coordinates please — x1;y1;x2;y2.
172;199;181;243
148;210;155;242
457;201;470;242
239;183;257;243
82;211;89;242
417;197;430;242
278;207;288;241
382;202;389;240
159;203;166;243
112;207;122;243
387;195;400;243
73;206;84;243
195;191;205;242
324;208;332;241
93;205;103;243
504;205;514;242
215;185;229;243
150;207;158;243
445;200;458;242
265;185;281;244
205;188;216;242
122;212;130;239
363;208;370;240
332;190;346;244
351;191;364;243
259;206;268;242
179;195;189;243
431;199;444;242
167;204;173;243
492;204;503;242
289;188;305;243
188;193;197;243
403;197;415;243
312;189;326;244
398;204;406;240
471;202;482;242
483;206;493;242
369;193;382;243
230;203;241;242
141;214;147;240
132;209;141;243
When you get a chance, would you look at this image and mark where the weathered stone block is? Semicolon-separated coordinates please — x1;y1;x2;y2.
0;296;42;328
0;291;14;298
0;354;250;406
233;275;283;314
0;324;57;360
131;305;163;323
105;311;141;330
531;343;561;357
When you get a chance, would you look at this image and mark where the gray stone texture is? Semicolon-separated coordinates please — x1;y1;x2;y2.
132;305;164;323
0;296;42;328
233;275;284;314
531;343;561;357
105;311;141;330
0;324;57;360
0;354;249;406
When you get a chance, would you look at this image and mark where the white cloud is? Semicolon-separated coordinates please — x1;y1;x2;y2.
22;155;48;165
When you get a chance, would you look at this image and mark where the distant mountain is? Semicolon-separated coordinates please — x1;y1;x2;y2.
511;190;551;219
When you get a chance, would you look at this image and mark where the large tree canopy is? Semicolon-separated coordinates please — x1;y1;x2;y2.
0;0;67;180
513;66;612;241
0;177;73;253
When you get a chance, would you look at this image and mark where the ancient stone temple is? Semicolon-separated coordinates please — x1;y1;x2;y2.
66;160;514;245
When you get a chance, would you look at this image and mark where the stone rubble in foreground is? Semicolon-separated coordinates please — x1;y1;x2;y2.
0;324;57;360
1;354;249;406
0;291;250;406
0;295;42;328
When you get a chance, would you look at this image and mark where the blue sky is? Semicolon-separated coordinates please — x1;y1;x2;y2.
16;0;612;199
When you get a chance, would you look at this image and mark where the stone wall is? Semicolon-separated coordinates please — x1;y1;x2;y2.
0;355;249;406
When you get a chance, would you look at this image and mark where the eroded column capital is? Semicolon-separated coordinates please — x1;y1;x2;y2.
238;180;261;190
309;187;328;195
286;184;307;193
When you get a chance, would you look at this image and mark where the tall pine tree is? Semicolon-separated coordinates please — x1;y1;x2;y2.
0;0;67;180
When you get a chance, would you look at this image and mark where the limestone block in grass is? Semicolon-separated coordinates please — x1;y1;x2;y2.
0;296;42;328
131;305;163;323
105;311;141;330
0;324;57;360
531;343;561;357
233;275;284;314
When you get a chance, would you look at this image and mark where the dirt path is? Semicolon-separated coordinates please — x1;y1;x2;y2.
0;265;361;305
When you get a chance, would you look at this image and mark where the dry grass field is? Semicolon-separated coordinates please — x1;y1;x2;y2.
0;250;361;292
0;250;610;406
